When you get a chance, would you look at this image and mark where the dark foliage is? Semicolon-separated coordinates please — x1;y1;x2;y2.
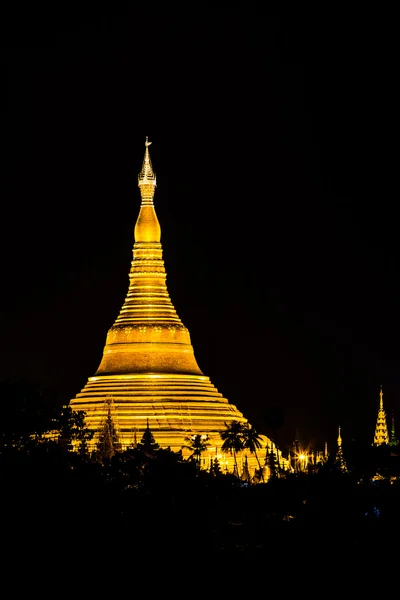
1;382;399;578
136;421;160;455
2;435;400;566
0;379;60;445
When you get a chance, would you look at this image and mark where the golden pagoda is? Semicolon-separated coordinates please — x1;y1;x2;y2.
335;425;348;472
373;385;389;446
70;139;279;475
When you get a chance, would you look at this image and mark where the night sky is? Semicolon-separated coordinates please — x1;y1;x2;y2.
1;6;398;452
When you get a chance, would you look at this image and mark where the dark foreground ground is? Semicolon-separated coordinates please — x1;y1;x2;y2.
2;441;398;590
4;462;398;579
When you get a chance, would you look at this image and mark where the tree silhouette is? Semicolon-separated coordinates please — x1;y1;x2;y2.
242;423;265;482
96;408;121;463
57;405;94;455
0;379;59;448
210;456;223;476
137;419;159;456
266;445;278;478
183;433;210;471
263;406;284;469
219;421;245;477
241;454;251;483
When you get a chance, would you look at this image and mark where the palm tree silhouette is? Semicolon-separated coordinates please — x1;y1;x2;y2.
219;421;245;477
183;433;210;471
242;423;265;482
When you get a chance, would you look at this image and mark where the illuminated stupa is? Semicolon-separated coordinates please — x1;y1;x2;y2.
373;385;389;446
70;139;276;473
335;426;348;472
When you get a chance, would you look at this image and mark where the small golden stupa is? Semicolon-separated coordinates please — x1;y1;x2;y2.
70;139;276;473
373;386;389;446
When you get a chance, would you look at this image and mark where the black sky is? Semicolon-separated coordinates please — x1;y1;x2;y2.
0;6;398;451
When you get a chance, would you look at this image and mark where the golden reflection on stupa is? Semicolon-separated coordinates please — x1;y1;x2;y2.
70;138;277;475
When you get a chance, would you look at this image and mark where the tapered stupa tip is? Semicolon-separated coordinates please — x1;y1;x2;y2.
138;137;157;201
135;138;161;242
337;425;342;446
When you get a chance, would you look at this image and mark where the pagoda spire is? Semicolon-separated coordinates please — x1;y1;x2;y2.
138;137;157;201
373;385;389;446
135;137;160;243
95;137;197;371
335;426;348;473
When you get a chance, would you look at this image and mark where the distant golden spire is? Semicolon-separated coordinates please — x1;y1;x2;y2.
337;425;342;447
335;425;348;472
373;385;389;445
